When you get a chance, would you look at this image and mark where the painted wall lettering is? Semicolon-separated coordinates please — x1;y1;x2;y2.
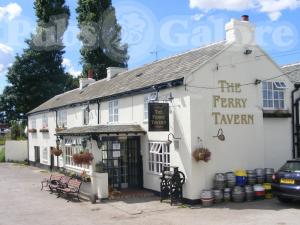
212;81;254;125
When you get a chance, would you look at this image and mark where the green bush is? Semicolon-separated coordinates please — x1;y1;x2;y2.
0;148;5;162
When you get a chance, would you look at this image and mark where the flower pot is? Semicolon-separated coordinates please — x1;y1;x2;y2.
192;148;211;162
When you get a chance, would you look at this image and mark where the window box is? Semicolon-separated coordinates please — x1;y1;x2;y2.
28;128;37;133
39;128;49;133
263;109;291;118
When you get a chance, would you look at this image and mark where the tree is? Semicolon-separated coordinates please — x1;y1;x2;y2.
0;0;77;121
76;0;128;80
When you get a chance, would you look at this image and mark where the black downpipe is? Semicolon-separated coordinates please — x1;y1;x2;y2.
97;101;100;124
54;110;58;128
292;83;300;158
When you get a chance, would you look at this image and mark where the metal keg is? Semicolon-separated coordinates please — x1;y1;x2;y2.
265;168;275;183
247;170;256;185
244;185;254;201
226;172;236;188
232;186;245;202
201;189;214;207
224;188;231;202
255;168;265;184
214;173;226;190
213;189;224;203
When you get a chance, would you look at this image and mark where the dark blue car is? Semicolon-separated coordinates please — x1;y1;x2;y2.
272;159;300;202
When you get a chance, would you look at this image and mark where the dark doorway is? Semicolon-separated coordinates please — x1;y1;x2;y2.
102;136;143;190
34;146;40;164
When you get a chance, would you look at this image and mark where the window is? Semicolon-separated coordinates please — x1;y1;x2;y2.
42;114;48;128
57;110;67;128
42;147;48;163
83;107;89;125
109;100;119;123
262;81;286;109
144;93;157;120
64;138;90;171
148;142;170;174
31;119;36;129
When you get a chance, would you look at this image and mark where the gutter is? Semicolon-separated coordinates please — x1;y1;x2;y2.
292;83;300;158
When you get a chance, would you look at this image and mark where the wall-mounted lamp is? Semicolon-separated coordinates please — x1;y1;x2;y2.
56;137;61;149
82;138;88;149
167;133;181;145
168;92;174;102
213;128;225;141
91;135;103;149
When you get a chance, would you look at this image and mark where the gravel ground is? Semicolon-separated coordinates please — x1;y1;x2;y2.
1;163;300;225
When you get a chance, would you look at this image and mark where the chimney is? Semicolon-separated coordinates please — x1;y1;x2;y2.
88;69;94;79
107;67;128;81
80;70;96;90
225;15;255;45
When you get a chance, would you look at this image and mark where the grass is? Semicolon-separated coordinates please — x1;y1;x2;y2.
0;148;5;162
0;138;5;146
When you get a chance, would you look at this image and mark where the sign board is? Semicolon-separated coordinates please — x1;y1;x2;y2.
148;103;169;132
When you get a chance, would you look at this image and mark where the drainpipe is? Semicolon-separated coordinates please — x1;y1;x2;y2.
97;100;101;124
292;83;300;158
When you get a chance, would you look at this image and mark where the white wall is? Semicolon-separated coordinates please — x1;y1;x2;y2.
5;141;28;162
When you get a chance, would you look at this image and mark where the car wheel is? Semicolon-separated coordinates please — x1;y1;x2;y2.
277;196;291;203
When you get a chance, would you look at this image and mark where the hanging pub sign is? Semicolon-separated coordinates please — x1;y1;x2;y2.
148;103;169;132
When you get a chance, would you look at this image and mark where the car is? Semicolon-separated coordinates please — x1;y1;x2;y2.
272;159;300;202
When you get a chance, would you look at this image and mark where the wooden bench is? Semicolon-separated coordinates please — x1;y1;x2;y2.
57;178;82;201
49;176;71;193
41;174;63;191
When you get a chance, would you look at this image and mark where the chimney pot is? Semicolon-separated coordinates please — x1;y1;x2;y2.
88;69;94;79
241;15;249;21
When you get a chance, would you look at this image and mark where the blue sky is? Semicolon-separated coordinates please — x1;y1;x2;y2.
0;0;300;93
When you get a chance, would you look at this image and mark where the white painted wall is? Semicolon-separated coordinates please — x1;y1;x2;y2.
5;141;28;162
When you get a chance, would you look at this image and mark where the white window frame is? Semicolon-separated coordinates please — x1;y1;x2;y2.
148;142;170;175
109;100;119;123
64;138;90;172
42;114;48;128
83;107;89;125
144;93;157;121
31;119;36;129
57;110;67;128
262;81;286;110
42;147;48;164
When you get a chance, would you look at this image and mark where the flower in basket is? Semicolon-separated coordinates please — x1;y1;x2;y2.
50;147;63;156
72;151;94;165
192;148;211;162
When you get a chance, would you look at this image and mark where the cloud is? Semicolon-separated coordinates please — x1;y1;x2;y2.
0;3;22;21
0;43;14;74
191;13;205;21
189;0;300;21
62;58;81;77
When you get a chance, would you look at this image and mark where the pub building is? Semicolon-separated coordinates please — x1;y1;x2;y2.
27;16;300;203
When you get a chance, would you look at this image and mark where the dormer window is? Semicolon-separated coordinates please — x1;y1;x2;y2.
262;81;287;110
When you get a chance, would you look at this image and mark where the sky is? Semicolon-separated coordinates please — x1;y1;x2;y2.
0;0;300;93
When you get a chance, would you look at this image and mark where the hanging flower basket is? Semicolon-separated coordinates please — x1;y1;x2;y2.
192;148;211;162
51;147;63;157
72;152;94;165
